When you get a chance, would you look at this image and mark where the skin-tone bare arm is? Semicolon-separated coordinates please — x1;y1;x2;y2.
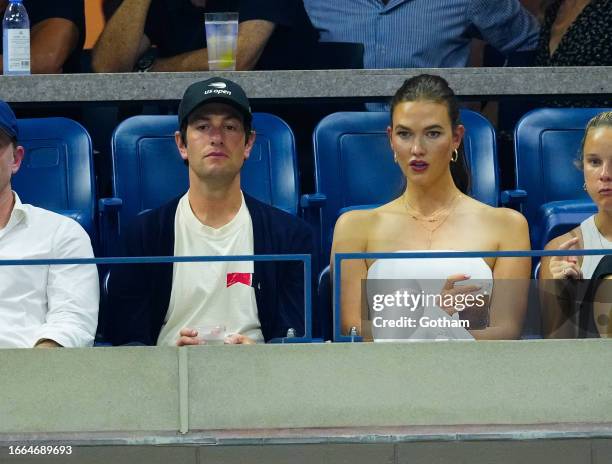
150;19;275;72
0;18;79;74
539;232;582;338
472;209;532;340
330;211;370;336
91;0;152;73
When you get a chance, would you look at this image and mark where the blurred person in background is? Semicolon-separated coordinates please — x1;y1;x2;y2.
92;0;318;72
304;0;539;71
534;0;611;68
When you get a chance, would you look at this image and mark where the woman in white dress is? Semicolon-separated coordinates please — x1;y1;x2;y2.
331;74;531;341
541;111;612;338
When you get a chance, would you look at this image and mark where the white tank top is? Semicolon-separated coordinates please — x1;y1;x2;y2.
366;251;493;342
580;215;612;279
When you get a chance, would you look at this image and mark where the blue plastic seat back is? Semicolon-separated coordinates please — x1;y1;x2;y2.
11;118;96;240
537;199;597;249
109;113;299;239
311;109;498;266
513;108;609;245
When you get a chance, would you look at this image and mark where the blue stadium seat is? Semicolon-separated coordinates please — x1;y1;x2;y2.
301;109;499;270
11;117;96;245
503;108;609;249
99;113;299;255
538;200;598;250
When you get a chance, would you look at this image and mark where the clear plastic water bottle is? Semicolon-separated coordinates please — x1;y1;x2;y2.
3;0;30;76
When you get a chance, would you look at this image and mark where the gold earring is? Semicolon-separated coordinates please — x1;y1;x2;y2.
451;149;458;163
393;152;398;163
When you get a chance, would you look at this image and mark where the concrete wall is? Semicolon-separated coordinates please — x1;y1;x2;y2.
1;341;611;434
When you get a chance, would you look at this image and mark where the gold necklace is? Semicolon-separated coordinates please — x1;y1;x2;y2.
403;193;462;248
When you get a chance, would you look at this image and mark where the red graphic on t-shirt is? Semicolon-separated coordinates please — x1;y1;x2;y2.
226;272;253;288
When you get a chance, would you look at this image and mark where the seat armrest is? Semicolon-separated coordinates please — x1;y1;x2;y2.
300;193;327;209
500;189;527;206
98;197;123;213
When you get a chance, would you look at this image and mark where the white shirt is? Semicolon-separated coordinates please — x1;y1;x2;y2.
157;193;263;346
580;215;612;279
0;193;99;348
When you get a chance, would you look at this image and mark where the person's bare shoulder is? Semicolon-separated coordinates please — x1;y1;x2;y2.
492;206;529;230
334;208;374;240
332;206;396;255
463;198;530;247
459;196;525;227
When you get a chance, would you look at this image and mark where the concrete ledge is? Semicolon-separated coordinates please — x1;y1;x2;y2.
2;423;612;446
1;67;611;103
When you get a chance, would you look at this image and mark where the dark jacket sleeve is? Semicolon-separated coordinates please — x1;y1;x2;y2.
272;217;315;339
105;218;157;346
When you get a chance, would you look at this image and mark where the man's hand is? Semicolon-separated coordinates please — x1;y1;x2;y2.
176;328;256;345
34;339;62;348
176;328;202;346
224;333;255;345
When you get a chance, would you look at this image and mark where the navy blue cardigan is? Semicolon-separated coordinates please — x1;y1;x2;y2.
106;193;314;345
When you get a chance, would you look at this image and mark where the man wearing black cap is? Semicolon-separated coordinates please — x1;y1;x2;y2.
0;101;99;348
107;78;313;346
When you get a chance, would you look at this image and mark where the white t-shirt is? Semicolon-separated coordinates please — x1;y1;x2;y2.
0;193;99;348
157;193;263;346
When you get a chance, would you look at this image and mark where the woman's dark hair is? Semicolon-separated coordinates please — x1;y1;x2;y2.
390;74;471;195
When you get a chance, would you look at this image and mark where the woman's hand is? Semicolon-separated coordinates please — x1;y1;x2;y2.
439;274;482;316
549;237;583;280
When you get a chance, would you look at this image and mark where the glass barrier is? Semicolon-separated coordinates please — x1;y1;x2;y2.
333;249;612;342
0;254;312;348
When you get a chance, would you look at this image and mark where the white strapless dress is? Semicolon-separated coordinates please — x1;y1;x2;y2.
366;251;493;342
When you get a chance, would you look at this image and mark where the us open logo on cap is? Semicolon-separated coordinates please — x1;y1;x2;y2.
208;82;227;89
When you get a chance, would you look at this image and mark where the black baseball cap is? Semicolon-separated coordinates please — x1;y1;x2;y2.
178;77;252;129
0;100;18;140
